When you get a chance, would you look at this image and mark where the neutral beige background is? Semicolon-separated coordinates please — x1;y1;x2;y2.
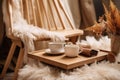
67;0;96;29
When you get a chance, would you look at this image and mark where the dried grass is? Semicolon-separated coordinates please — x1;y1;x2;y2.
104;0;120;35
85;0;120;36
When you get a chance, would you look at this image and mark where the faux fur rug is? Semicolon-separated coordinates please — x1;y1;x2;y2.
18;36;120;80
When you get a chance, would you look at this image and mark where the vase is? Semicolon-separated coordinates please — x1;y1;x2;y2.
111;34;120;56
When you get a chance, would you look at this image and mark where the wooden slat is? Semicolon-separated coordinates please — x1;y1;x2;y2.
39;0;49;30
35;0;42;27
23;0;30;24
42;0;55;30
54;0;72;30
48;0;57;30
54;29;83;38
28;1;34;25
49;0;64;30
53;0;65;29
36;0;43;28
20;0;23;17
31;0;37;26
47;0;57;30
39;0;50;30
58;0;75;29
8;0;13;30
34;29;83;41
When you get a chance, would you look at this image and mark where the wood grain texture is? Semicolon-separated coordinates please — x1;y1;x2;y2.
28;50;108;70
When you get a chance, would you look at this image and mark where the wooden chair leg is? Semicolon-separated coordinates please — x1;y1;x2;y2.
13;47;24;80
0;42;17;79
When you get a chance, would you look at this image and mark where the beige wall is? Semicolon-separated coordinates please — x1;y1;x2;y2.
67;0;96;29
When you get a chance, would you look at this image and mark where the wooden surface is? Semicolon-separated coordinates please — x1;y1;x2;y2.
28;50;108;70
55;29;83;38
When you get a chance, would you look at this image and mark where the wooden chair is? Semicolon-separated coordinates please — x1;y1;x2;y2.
1;0;83;79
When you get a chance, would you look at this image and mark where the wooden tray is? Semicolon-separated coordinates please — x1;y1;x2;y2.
28;49;108;70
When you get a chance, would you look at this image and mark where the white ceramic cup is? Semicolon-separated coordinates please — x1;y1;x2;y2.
48;42;65;53
65;44;80;57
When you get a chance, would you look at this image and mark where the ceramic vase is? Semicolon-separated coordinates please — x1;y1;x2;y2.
111;34;120;55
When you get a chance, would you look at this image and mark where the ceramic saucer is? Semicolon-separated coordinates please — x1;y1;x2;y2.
45;49;64;54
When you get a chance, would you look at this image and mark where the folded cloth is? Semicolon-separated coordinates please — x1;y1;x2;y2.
80;48;98;57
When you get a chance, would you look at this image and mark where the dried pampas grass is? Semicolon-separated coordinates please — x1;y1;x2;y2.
84;22;105;36
103;0;120;35
85;0;120;36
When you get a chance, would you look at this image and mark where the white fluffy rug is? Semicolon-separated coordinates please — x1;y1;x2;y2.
18;36;120;80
